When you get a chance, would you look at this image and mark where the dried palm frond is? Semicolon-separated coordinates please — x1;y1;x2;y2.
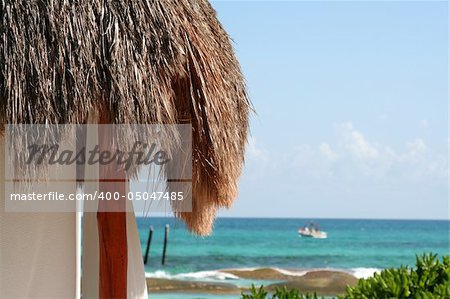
0;0;250;235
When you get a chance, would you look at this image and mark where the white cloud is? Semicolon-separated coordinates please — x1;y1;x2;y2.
339;122;379;159
243;122;447;184
246;136;268;160
319;142;338;161
406;138;426;156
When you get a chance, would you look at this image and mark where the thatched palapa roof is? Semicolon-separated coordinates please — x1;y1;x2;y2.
0;0;250;235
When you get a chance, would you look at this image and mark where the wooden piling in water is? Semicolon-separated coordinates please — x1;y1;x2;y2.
143;226;153;265
161;224;169;265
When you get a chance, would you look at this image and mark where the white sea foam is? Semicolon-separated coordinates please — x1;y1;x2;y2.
145;270;239;281
351;268;381;279
145;270;172;279
225;267;383;279
272;268;307;277
145;267;382;282
220;267;307;277
176;270;239;280
220;267;258;271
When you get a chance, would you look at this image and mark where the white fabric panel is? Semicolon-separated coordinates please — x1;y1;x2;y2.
80;124;100;299
0;137;77;299
76;208;82;299
80;211;99;299
126;199;149;299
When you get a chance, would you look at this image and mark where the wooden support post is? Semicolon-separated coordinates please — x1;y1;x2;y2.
161;224;169;265
97;173;128;299
143;226;153;265
97;122;128;299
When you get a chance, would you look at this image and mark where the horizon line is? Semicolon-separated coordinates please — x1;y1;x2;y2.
134;215;450;221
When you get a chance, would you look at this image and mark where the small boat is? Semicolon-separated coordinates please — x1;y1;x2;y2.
298;222;327;239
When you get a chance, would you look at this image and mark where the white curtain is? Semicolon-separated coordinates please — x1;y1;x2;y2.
0;136;78;299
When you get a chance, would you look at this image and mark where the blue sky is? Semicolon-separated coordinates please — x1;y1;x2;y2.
211;1;449;220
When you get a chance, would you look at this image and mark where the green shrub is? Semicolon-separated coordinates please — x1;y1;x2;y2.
242;285;319;299
242;285;268;299
343;254;450;299
241;254;450;299
272;287;319;299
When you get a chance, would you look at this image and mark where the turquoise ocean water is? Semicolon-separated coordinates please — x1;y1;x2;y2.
137;217;449;298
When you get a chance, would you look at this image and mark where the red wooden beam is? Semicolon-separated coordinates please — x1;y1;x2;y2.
97;120;128;298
